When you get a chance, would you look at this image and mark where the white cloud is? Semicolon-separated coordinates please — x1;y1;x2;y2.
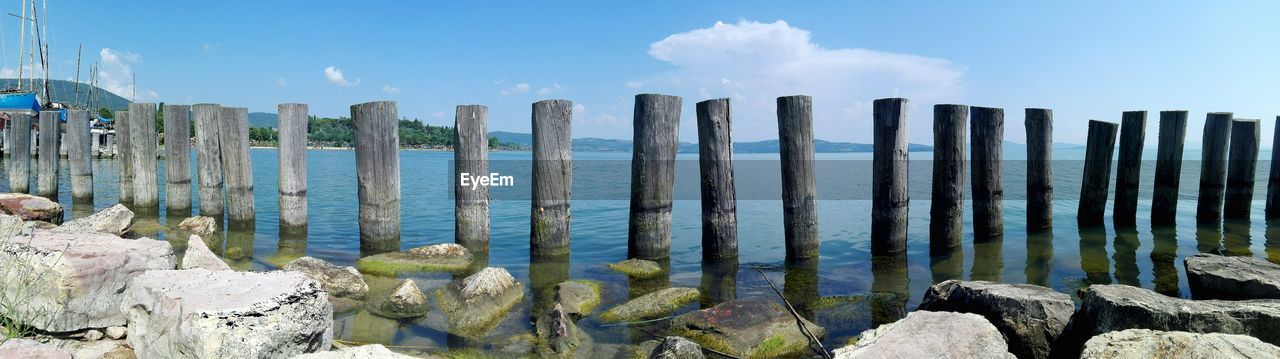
97;48;140;98
625;81;643;89
381;85;400;94
537;83;563;95
501;82;531;96
639;20;964;141
276;77;288;87
324;66;359;87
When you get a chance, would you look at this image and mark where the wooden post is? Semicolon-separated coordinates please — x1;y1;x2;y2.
1197;112;1233;223
454;105;489;250
1152;111;1188;225
352;101;401;253
129;103;159;209
531;99;572;258
219;106;255;223
193;104;224;217
930;104;967;252
164;104;192;212
628;94;682;260
103;131;114;158
696;98;737;262
278;103;308;228
8;112;30;193
872;98;909;255
777;95;819;260
1224;119;1260;219
1025;108;1053;231
68;110;93;200
1112;111;1147;225
1268;116;1280;219
1077;120;1119;225
970;106;1005;239
36;110;61;198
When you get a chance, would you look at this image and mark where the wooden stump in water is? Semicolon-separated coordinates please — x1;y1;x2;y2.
1269;116;1280;219
930;104;967;253
970;106;1005;240
37;110;61;198
628;94;681;260
1197;112;1233;223
531;100;572;258
117;110;133;203
696;98;737;262
278;103;308;228
1113;111;1147;226
776;96;819;260
1078;120;1119;226
1152;111;1188;225
872;98;909;255
129;103;159;209
67;110;93;201
219;107;255;223
164;105;193;211
454;104;489;250
193;104;224;217
1224;119;1260;219
7;112;30;193
1025;108;1053;231
352;101;401;253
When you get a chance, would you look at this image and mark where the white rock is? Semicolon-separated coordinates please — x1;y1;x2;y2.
283;256;369;300
1082;329;1280;359
121;269;333;359
0;213;23;238
0;338;72;359
50;204;134;235
0;231;175;332
177;216;217;234
289;344;417;358
83;329;105;341
180;234;230;271
105;326;127;340
367;279;428;319
46;338;134;359
835;311;1015;359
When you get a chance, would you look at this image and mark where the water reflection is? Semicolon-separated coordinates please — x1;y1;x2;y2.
225;222;256;270
529;254;569;320
1025;230;1054;287
628;258;671;299
1079;226;1111;285
929;249;964;284
1195;223;1223;254
870;254;908;326
1113;227;1140;286
1222;218;1252;256
699;260;738;308
1268;221;1280;264
129;209;164;240
70;201;96;220
970;239;1003;282
267;227;308;269
1151;226;1180;297
783;257;819;319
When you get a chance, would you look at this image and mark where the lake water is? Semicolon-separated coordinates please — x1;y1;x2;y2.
3;146;1277;355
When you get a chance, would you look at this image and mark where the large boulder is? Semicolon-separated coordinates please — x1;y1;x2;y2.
435;267;524;337
918;280;1074;358
600;287;699;323
180;234;230;271
0;231;175;332
289;344;418;358
120;268;334;358
671;299;824;358
0;339;72;359
50;204;133;235
177;216;217;234
367;279;429;319
284;256;370;300
356;243;473;276
535;303;591;358
1081;329;1280;359
0;193;64;224
554;280;602;318
834;311;1015;359
45;338;135;359
1056;284;1280;357
1185;253;1280;300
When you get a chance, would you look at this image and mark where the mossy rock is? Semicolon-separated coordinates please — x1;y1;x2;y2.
599;287;699;323
355;243;474;276
671;299;825;359
435;267;525;338
608;259;664;279
554;280;603;318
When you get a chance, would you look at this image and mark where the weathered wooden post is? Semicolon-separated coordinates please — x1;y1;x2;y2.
352;101;401;253
278;103;308;229
219;106;255;223
103;131;114;158
164;105;192;212
68;110;93;200
628;94;682;260
1025;108;1053;231
1112;111;1146;226
193;104;224;217
970;106;1004;239
1077;120;1119;225
8;112;30;193
129;103;159;209
531;100;572;258
696;98;738;261
1197;112;1233;223
777;95;819;260
89;130;100;159
1152;111;1188;224
872;98;909;255
454;105;489;250
1224;119;1260;219
1270;116;1280;219
36;110;61;198
930;105;966;252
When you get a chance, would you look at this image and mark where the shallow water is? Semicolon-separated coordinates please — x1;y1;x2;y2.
3;146;1278;355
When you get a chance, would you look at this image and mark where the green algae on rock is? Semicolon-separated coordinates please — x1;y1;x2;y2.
607;258;664;279
435;267;525;338
367;279;430;319
356;243;474;276
671;299;825;359
554;280;603;318
599;287;699;323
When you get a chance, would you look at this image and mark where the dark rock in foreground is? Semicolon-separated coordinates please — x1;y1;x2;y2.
1081;329;1280;359
1184;253;1280;300
671;299;824;358
833;310;1015;358
918;280;1074;359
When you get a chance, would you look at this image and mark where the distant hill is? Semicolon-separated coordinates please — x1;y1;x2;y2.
489;131;932;153
249;112;278;128
0;78;131;111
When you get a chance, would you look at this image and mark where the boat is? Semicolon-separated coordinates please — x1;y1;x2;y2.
0;91;40;112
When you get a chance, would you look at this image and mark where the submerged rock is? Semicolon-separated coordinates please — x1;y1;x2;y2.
368;279;429;319
608;258;663;279
600;287;698;323
435;267;524;338
121;268;334;358
834;311;1015;359
1185;253;1280;300
284;256;370;300
178;215;218;234
0;339;72;359
917;280;1074;359
289;344;418;358
50;203;133;235
535;303;591;358
554;280;602;318
180;234;230;271
356;243;473;276
1080;329;1280;358
330;297;364;316
648;336;705;359
671;299;823;358
0;231;175;332
0;193;64;224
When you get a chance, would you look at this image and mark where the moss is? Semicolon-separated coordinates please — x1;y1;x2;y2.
565;279;603;315
439;348;508;359
751;335;798;359
354;251;471;276
608;259;664;279
599;287;699;323
672;329;737;357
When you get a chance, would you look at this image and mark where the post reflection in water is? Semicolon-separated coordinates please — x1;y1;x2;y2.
1267;220;1280;264
1025;230;1054;287
1195;223;1224;254
870;254;908;326
127;207;165;240
1078;226;1111;285
225;222;256;271
929;248;964;284
70;201;96;220
783;257;819;319
629;258;671;299
1112;226;1140;286
1150;225;1180;297
1222;218;1252;257
970;238;1003;282
699;259;737;308
268;227;308;268
529;254;569;320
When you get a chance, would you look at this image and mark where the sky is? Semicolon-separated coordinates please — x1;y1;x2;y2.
2;1;1278;145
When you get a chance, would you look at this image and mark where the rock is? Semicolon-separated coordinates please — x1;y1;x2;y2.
649;336;705;359
0;231;175;332
284;256;370;300
554;280;602;318
670;299;823;358
608;258;663;279
330;297;364;316
178;216;217;234
1056;284;1280;357
499;333;536;355
535;303;590;358
22;220;58;231
83;329;105;341
435;267;524;337
0;338;73;359
46;338;134;359
120;268;334;358
367;279;429;319
1081;329;1280;359
105;326;127;340
834;311;1015;359
355;243;473;276
289;344;418;358
600;287;699;323
50;204;133;235
0;193;64;224
1185;253;1280;300
180;234;230;271
917;280;1074;359
0;213;23;238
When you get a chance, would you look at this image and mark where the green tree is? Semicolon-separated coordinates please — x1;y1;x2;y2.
97;107;112;119
488;136;499;148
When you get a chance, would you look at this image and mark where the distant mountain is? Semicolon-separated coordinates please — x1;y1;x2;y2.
488;131;532;146
488;131;932;153
249;112;278;128
0;78;131;111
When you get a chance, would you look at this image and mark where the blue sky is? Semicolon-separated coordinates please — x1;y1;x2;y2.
5;1;1278;144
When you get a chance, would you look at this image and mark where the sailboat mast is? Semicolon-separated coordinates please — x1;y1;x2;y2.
16;0;25;91
75;44;82;108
